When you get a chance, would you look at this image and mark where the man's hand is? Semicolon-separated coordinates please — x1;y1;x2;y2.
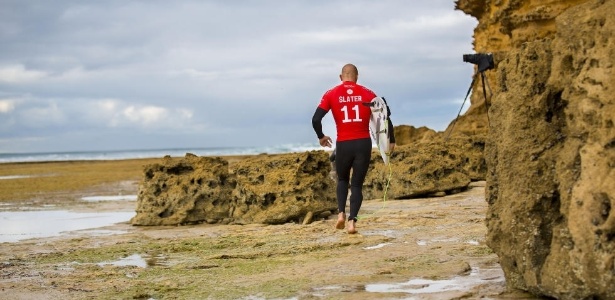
388;143;396;154
319;136;332;148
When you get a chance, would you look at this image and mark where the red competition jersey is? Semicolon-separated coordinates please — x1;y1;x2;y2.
318;81;376;141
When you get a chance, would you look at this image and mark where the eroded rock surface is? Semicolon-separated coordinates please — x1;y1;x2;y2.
393;125;439;146
364;135;486;200
133;133;487;227
132;151;336;226
457;0;615;298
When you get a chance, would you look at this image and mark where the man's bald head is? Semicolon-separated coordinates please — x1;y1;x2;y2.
340;64;359;82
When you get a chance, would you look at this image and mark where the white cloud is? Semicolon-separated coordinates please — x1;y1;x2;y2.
122;105;167;125
0;96;197;133
0;65;47;83
88;100;196;130
0;99;16;113
54;66;88;80
97;99;118;112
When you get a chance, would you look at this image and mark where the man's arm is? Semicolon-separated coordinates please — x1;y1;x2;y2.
388;118;396;144
382;97;392;117
311;107;327;139
312;107;332;147
381;97;396;142
382;97;396;151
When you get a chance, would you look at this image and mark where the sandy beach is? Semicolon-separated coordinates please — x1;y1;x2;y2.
0;157;540;299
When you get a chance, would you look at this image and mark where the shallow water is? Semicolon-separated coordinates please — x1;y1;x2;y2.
365;266;504;295
0;210;135;243
98;254;148;268
0;175;35;180
307;266;505;298
363;242;392;250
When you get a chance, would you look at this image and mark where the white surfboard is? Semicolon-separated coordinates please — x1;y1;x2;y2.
368;96;390;165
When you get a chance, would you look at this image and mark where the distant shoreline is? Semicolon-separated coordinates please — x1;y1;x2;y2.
0;153;268;166
0;143;324;164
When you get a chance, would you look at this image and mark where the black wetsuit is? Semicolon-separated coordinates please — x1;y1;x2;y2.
312;98;395;222
332;137;372;221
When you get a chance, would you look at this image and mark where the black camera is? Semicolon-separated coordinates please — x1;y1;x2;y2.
463;53;494;72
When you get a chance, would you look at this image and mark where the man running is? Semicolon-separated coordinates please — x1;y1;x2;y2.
311;63;395;234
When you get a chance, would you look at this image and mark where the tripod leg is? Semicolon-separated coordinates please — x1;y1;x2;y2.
445;72;477;141
481;72;490;125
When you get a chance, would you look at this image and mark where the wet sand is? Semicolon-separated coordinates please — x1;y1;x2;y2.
0;158;541;299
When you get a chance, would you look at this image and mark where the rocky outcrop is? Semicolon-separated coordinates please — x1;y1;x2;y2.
231;152;335;224
131;151;336;226
456;0;615;298
133;133;487;226
364;135;486;200
393;125;439;146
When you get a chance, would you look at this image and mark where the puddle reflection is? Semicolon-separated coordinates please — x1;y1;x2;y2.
97;253;170;268
0;210;135;243
365;267;504;295
98;254;147;268
363;243;391;250
0;175;34;180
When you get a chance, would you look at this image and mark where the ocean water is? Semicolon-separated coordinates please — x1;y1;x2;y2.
0;143;323;163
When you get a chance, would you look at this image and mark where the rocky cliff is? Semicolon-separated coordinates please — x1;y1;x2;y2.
455;0;614;298
448;0;590;138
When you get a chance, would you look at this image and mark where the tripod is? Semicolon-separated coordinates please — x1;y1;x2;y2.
445;70;492;141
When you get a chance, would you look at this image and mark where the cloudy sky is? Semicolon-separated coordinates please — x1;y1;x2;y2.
0;0;477;154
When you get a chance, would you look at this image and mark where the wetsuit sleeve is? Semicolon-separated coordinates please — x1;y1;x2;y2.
382;97;392;117
311;107;328;139
388;118;396;143
381;97;395;143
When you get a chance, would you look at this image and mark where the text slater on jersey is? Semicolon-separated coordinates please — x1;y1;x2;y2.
339;96;362;103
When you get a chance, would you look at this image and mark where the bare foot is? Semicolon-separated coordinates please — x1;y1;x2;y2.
335;212;345;229
347;219;357;234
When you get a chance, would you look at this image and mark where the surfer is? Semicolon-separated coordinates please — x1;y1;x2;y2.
328;94;395;174
311;63;395;234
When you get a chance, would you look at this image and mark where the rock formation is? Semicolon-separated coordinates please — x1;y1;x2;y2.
364;135;486;200
132;151;336;226
456;0;614;298
393;125;439;145
133;134;486;226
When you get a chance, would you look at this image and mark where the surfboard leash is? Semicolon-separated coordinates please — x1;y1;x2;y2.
378;113;393;214
358;157;393;220
381;160;393;210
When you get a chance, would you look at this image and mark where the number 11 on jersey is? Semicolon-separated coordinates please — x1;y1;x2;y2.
341;104;362;123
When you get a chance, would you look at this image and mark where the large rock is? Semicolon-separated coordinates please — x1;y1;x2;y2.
230;151;336;224
393;125;439;146
363;135;486;200
131;155;234;226
457;0;615;298
133;134;486;226
132;151;336;226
